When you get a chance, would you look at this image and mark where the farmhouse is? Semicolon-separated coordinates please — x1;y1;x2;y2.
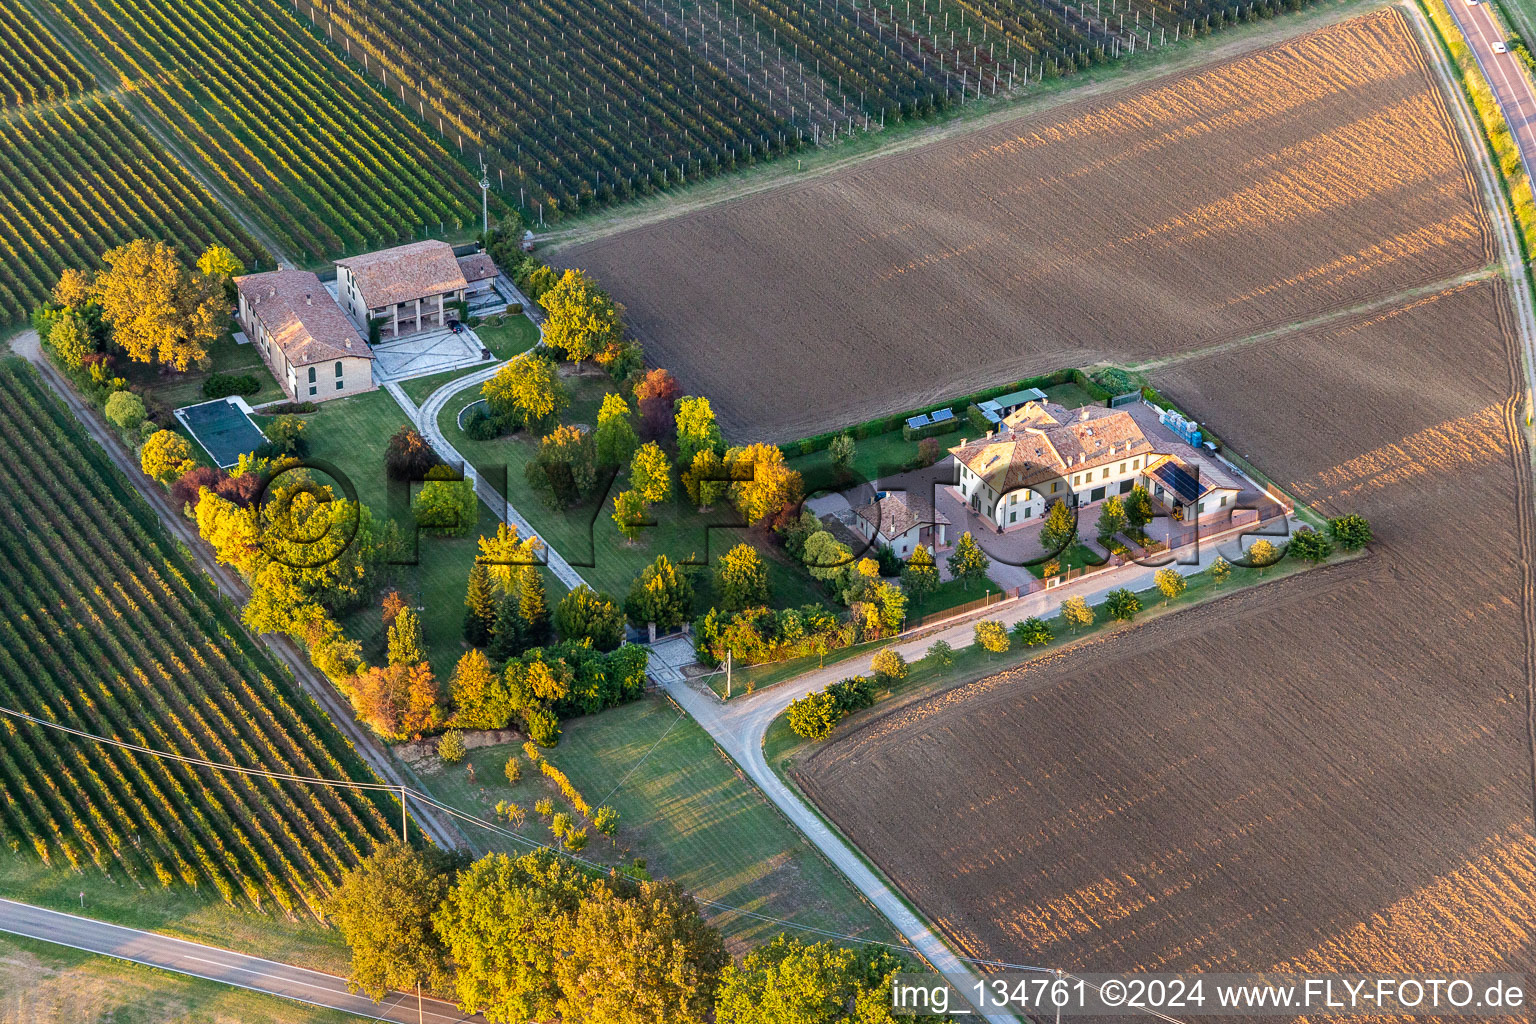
949;401;1240;529
851;491;950;558
234;269;375;403
335;240;468;338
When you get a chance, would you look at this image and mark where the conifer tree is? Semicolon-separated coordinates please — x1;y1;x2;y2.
518;566;550;648
463;562;498;646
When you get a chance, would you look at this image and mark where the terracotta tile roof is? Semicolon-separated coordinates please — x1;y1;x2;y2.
235;270;371;365
949;404;1157;494
336;240;468;309
852;491;949;541
456;252;499;283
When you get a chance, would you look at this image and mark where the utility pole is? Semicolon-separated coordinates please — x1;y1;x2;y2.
401;785;409;843
479;157;491;235
726;649;732;698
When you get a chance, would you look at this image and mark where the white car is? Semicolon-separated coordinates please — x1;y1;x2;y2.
1494;39;1510;53
1467;0;1480;5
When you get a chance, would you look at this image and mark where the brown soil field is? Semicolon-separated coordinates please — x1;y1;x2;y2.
560;10;1493;441
797;275;1536;1002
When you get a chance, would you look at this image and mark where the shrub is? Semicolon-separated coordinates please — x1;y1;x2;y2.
503;755;522;784
786;691;841;740
525;705;561;747
463;405;507;440
413;475;478;537
437;729;466;764
870;648;907;683
1154;567;1187;603
565;827;589;851
550;811;572;840
265;401;318;415
927;639;954;665
1288;527;1333;562
202;372;261;399
1103;588;1140;621
534;797;554;818
1210;556;1231;584
1011;617;1052;648
827;675;878;715
917;436;942;467
1327;513;1372;550
593;806;620;836
874;545;902;578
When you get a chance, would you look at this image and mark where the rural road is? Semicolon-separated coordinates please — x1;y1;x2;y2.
1445;0;1536;184
0;899;480;1023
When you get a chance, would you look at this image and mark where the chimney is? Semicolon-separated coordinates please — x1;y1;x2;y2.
305;293;312;306
344;338;352;350
1078;407;1090;421
268;287;276;298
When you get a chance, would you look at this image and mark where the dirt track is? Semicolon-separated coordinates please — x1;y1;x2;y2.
798;265;1536;990
563;11;1491;441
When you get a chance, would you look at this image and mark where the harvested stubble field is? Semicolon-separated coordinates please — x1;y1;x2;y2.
797;274;1536;1000
561;10;1493;440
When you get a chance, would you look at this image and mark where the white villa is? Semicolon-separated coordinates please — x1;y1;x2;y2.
335;240;468;338
850;491;950;558
234;269;375;403
949;400;1240;530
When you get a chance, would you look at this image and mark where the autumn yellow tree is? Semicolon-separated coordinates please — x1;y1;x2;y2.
482;353;568;430
140;430;195;483
538;268;623;363
94;240;225;370
725;443;802;526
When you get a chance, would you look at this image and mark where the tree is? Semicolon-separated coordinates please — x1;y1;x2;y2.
634;368;682;439
518;567;550;648
715;936;937;1024
1211;555;1232;584
1154;567;1186;604
413;474;478;536
683;448;728;510
438;729;467;764
926;639;954;666
786;691;841;740
45;309;99;370
594;392;638;468
104;391;146;432
539;269;623;363
1327;513;1372;550
347;661;442;738
94;239;225;370
450;650;502;726
974;619;1010;658
433;851;592;1024
387;608;426;667
483;353;568;430
554;585;626;651
1125;484;1154;531
593;806;619;835
714;543;770;612
526;424;598;508
946;531;991;591
554;878;727;1024
725;444;803;526
263;415;308;457
1248;538;1279;574
1040;499;1078;552
1061;595;1094;631
612;489;649;542
827;433;855;474
490;593;530;663
479;522;540;596
1104;588;1140;621
141;430;195;483
1012;616;1053;648
386;426;442;481
802;530;853;597
625;555;693;631
900;544;940;603
464;562;498;646
674;396;724;467
917;436;942;468
325;843;453;1001
1096;495;1127;541
53;267;94;308
629;441;672;504
196;243;245;296
870;649;907;683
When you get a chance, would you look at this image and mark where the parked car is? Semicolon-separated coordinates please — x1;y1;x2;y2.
447;318;465;334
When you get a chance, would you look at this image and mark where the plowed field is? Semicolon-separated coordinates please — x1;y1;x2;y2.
798;275;1536;993
561;10;1493;440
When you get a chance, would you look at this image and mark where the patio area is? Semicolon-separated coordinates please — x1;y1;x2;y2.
370;325;493;382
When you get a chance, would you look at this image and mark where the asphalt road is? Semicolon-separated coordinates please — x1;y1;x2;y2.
1445;0;1536;182
0;899;481;1023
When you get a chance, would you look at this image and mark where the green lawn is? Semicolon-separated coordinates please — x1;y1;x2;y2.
0;855;349;975
398;364;478;406
413;695;897;951
440;369;829;609
472;314;540;360
1043;381;1099;409
0;934;368;1024
1028;541;1107;578
783;428;939;493
262;388;563;677
124;330;284;411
